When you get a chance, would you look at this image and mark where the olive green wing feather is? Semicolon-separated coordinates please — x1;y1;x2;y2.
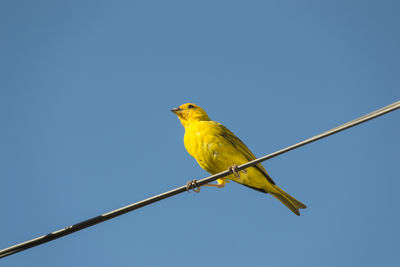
214;122;275;185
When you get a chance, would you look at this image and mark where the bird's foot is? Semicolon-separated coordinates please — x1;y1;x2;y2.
186;179;200;193
228;164;241;178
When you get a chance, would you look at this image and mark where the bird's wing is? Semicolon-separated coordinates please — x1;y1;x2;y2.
214;122;276;185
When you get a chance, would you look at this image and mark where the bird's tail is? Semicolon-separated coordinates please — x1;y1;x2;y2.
269;185;307;216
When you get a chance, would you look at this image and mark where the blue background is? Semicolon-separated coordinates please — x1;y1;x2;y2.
1;1;399;266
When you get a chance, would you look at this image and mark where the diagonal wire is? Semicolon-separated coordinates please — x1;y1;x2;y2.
1;100;399;258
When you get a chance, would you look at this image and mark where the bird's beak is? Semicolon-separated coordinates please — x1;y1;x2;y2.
170;107;182;114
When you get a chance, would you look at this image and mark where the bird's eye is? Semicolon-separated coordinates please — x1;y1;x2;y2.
187;104;194;109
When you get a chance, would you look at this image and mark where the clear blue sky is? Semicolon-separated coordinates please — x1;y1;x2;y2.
1;1;399;266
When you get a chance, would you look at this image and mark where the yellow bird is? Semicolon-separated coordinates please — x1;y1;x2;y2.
171;103;306;216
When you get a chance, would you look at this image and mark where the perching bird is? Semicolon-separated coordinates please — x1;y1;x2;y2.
171;103;306;215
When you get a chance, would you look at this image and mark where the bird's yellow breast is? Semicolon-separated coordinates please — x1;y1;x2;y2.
184;121;222;173
183;121;252;182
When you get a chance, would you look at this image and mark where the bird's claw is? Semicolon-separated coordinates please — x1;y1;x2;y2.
186;179;200;193
228;164;241;178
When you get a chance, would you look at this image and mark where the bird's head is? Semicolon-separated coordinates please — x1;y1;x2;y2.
171;103;210;128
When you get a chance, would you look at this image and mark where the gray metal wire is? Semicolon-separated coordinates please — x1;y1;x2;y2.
1;100;399;258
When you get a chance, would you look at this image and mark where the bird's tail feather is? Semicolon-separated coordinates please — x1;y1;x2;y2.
270;185;306;216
